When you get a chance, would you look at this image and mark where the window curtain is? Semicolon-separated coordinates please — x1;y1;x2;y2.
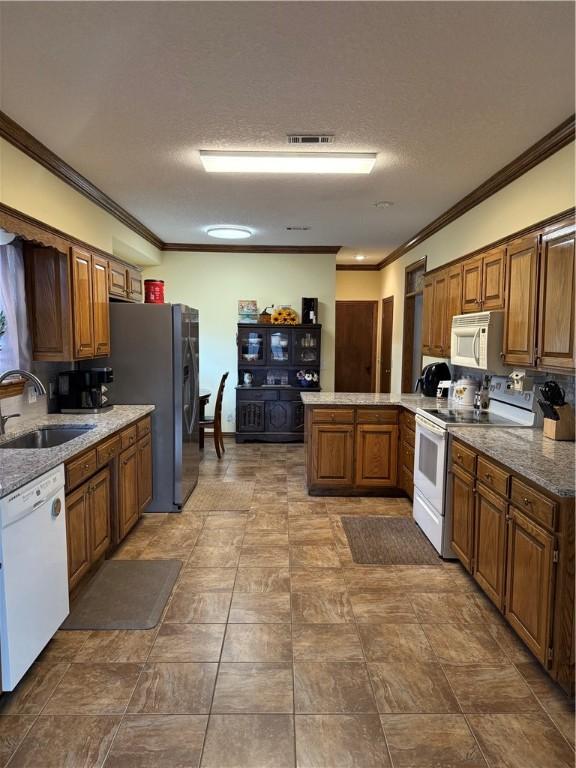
0;242;31;371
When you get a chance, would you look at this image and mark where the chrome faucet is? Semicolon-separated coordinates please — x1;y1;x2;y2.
0;369;47;436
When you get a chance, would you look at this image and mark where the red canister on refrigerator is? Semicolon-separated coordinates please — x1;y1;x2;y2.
144;279;165;303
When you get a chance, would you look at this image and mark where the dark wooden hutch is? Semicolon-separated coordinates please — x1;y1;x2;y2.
236;323;322;442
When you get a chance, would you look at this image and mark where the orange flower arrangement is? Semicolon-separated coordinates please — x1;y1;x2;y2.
271;307;299;325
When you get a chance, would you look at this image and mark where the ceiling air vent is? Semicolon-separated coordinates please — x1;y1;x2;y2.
287;134;335;145
286;226;311;231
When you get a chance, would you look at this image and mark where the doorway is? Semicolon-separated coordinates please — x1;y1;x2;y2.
379;297;394;392
401;258;426;392
335;300;378;392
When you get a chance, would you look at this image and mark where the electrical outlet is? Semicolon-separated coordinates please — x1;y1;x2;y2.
226;413;233;422
28;388;37;404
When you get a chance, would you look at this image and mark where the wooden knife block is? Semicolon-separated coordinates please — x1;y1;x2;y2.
543;404;575;441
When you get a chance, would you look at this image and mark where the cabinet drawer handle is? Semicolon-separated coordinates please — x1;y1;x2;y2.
485;473;492;481
457;453;463;460
83;462;90;470
523;497;531;506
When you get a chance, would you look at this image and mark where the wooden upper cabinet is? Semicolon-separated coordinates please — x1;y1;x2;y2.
481;246;506;310
355;424;398;487
445;264;462;355
24;245;73;361
128;269;143;302
430;270;448;357
462;255;483;313
503;235;539;367
92;255;111;356
109;259;128;298
505;507;555;664
537;225;575;371
71;247;95;359
421;277;434;355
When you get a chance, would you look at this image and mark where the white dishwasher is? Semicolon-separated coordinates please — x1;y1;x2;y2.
0;465;69;691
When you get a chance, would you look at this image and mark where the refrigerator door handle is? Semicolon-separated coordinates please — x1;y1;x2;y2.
188;336;199;433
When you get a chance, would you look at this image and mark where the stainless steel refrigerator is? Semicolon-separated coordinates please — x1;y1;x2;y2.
103;303;200;512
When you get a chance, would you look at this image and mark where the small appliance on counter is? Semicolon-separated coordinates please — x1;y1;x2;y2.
415;362;451;397
538;380;575;441
436;380;452;399
57;368;114;413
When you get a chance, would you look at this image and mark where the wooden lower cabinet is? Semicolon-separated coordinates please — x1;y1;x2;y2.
119;443;140;539
137;433;153;512
310;423;354;487
505;507;555;665
65;467;111;591
473;482;507;610
450;464;475;573
355;424;398;487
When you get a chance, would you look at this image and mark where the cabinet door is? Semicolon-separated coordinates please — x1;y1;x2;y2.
128;269;143;302
461;255;483;313
473;483;507;610
268;329;291;365
137;434;153;512
505;507;555;664
445;264;462;355
119;444;140;540
481;247;506;310
65;484;91;590
24;245;73;361
291;401;305;433
109;260;128;298
265;401;291;432
355;424;398;487
503;235;539;366
430;271;448;356
450;464;475;573
421;278;434;355
71;247;95;358
292;329;321;366
537;227;575;371
237;401;265;433
90;468;111;562
310;423;354;486
238;328;267;365
92;255;111;356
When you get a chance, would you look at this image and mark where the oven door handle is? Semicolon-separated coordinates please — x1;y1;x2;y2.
415;414;447;436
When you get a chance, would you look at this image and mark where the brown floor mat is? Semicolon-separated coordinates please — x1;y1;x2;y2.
341;516;441;565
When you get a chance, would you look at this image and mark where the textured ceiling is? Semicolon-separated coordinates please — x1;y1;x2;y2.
0;1;574;262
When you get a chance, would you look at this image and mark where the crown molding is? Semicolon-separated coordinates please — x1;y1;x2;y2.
0;110;163;250
376;114;576;271
336;263;379;271
162;243;341;254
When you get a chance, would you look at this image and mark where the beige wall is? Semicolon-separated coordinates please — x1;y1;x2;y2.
339;143;575;393
143;252;336;428
0;139;161;265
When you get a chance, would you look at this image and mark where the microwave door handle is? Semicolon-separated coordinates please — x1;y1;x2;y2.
473;327;481;364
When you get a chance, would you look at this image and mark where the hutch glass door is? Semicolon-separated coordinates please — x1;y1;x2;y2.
268;330;290;365
238;328;266;365
293;329;320;365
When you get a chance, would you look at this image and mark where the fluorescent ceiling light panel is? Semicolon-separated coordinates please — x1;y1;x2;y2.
200;151;376;174
207;226;253;239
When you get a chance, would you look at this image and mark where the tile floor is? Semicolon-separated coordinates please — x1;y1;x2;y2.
0;440;574;767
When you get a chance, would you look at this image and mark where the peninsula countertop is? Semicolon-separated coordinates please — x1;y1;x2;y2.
299;391;439;413
0;405;155;498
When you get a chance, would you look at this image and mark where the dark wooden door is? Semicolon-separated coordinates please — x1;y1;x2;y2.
310;423;354;486
70;246;95;359
119;444;139;540
265;401;291;432
503;235;539;366
481;247;506;310
355;424;398;487
335;301;377;392
473;483;507;610
237;401;265;432
65;483;91;591
461;255;483;313
430;271;448;356
379;297;394;392
92;254;111;357
450;464;475;573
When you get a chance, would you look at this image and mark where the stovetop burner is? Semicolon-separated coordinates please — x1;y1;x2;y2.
419;407;522;426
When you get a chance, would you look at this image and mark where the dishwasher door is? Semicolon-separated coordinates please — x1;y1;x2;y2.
0;467;69;691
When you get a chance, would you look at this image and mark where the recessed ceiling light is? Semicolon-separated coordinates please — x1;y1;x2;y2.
207;226;253;240
355;254;366;261
373;200;394;208
200;151;376;175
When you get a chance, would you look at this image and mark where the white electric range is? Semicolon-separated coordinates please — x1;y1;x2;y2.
412;377;540;557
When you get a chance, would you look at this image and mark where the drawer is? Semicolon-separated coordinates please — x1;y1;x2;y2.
237;389;278;401
66;449;97;490
279;389;304;401
510;477;556;530
400;409;416;430
137;416;151;439
121;425;138;450
451;441;476;474
403;426;415;449
477;456;509;498
97;435;121;467
312;408;355;424
357;408;399;424
401;442;414;472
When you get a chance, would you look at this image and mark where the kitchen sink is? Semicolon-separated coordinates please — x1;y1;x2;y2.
0;425;95;450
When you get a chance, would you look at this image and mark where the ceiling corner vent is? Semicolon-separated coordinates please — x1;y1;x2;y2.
287;134;335;145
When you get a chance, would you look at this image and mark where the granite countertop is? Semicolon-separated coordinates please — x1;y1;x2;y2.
449;426;575;498
299;391;439;413
0;405;155;499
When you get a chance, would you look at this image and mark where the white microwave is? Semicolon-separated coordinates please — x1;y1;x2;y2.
450;311;507;372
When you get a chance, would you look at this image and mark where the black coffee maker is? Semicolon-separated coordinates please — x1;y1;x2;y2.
415;362;451;397
57;368;114;413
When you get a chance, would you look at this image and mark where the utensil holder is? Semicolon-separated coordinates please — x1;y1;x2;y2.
543;404;575;441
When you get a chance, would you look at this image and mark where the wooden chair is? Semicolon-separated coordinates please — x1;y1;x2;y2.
199;372;228;459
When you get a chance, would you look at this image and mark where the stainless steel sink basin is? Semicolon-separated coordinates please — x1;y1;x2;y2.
0;425;95;449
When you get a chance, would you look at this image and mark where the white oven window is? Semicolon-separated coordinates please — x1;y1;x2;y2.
418;433;438;485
